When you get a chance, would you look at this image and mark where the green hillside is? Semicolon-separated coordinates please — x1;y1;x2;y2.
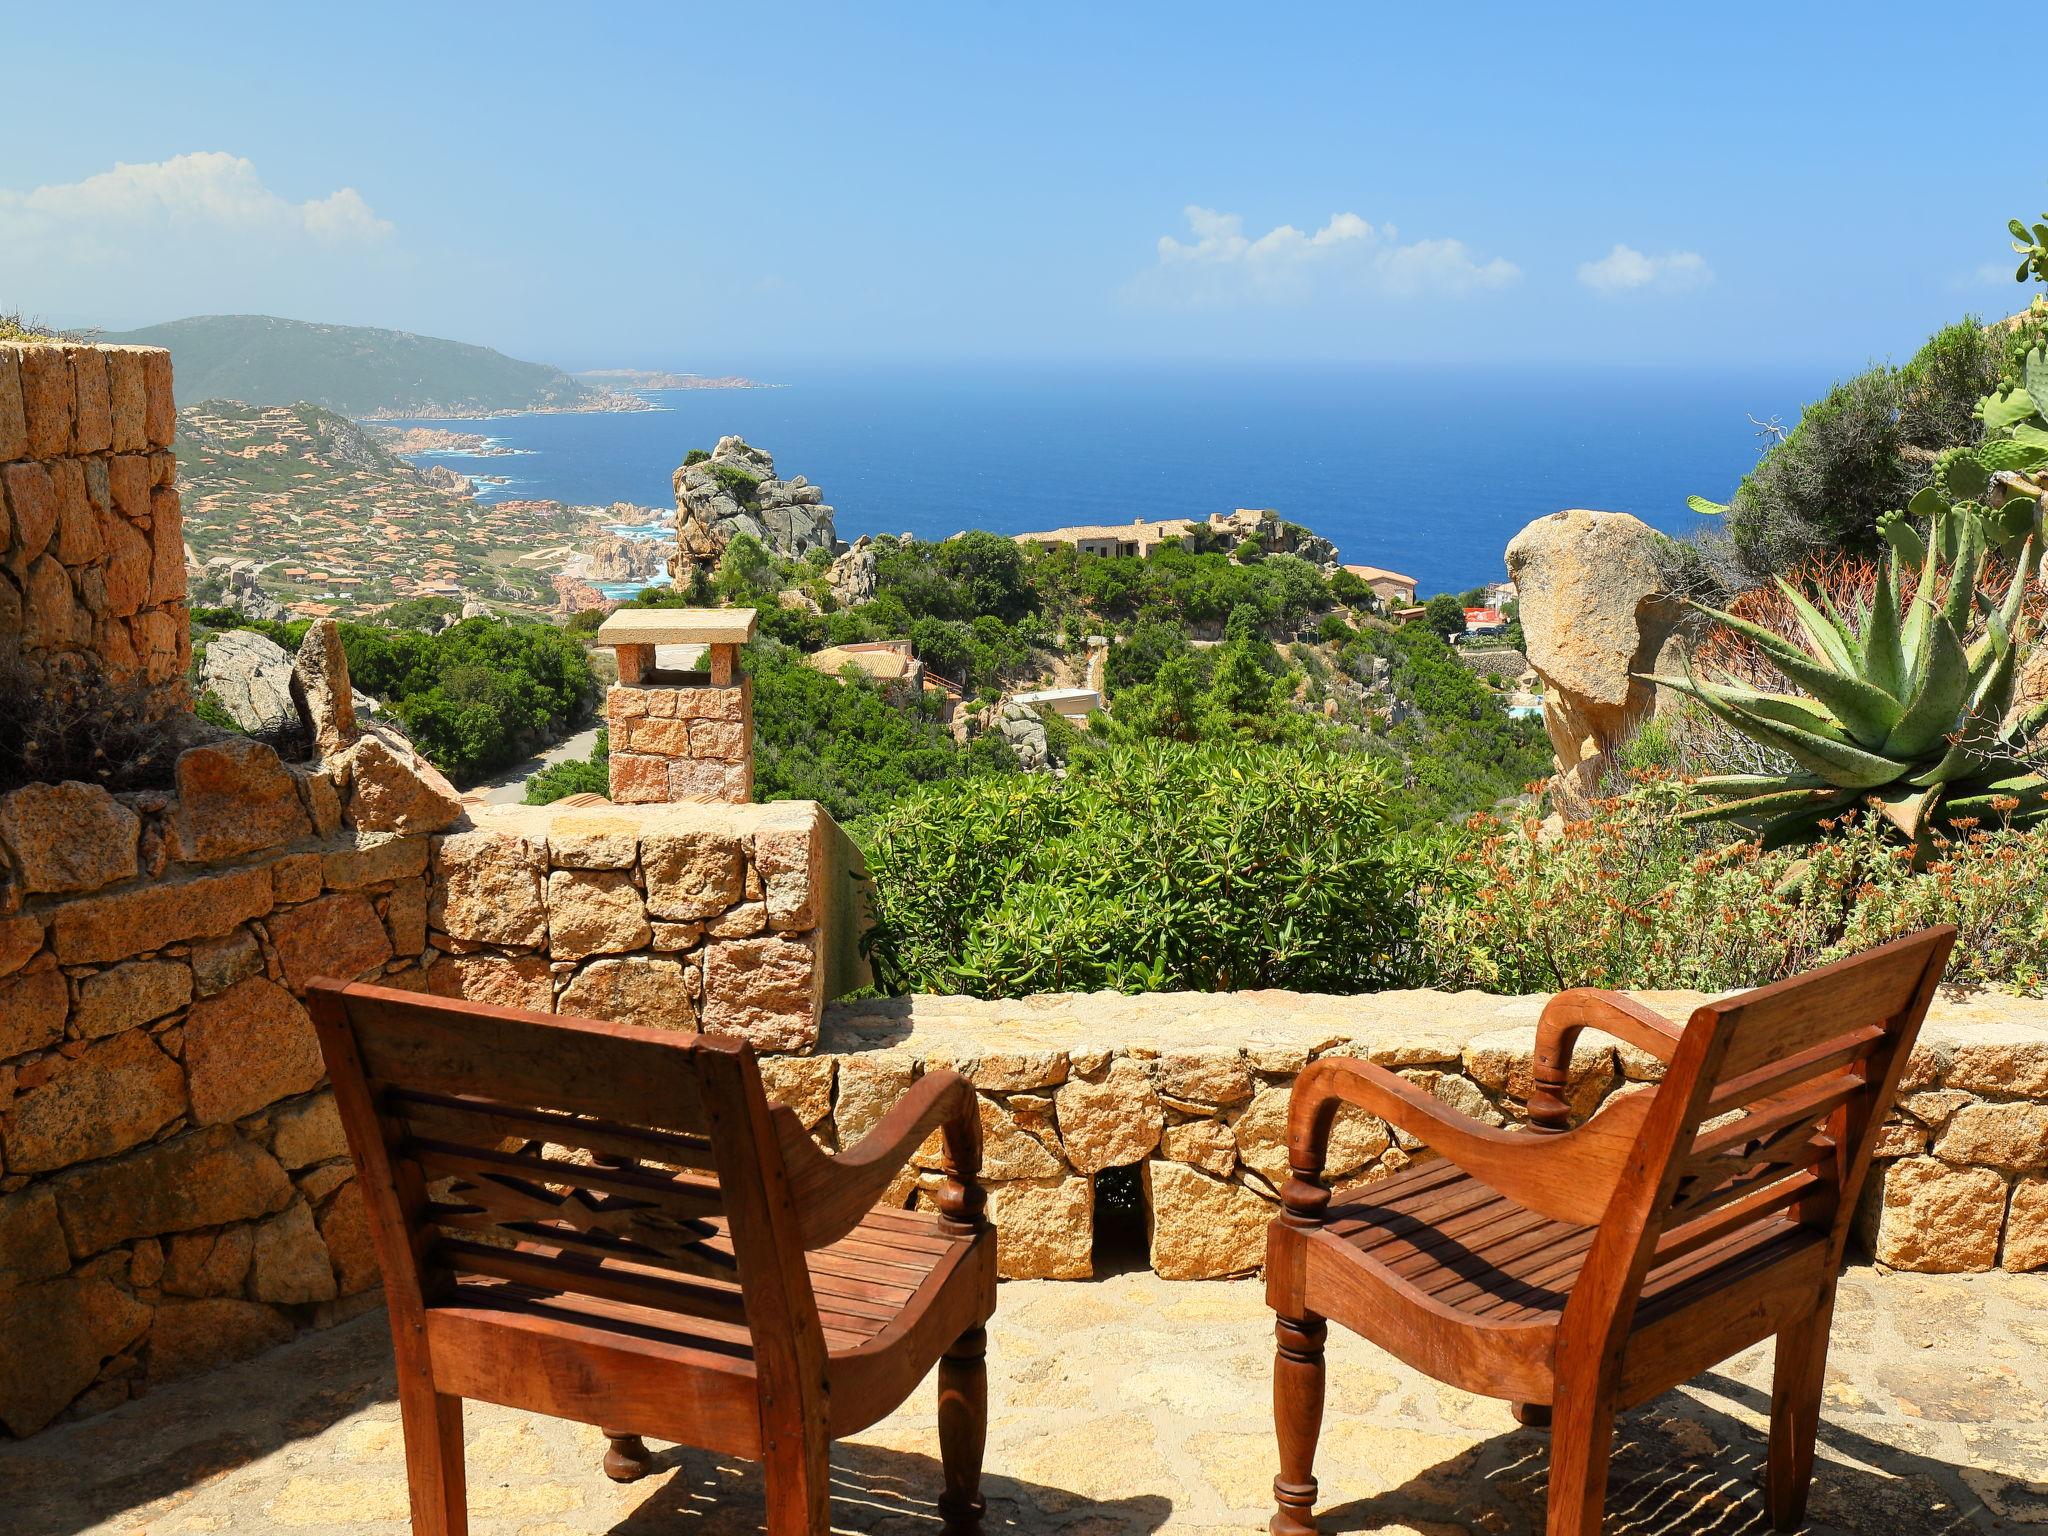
99;314;602;417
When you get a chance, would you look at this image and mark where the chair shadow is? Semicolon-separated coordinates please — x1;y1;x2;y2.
1316;1373;2042;1535
611;1440;1174;1536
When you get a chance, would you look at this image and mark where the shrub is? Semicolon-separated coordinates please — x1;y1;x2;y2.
682;448;712;467
1423;593;1465;638
856;738;1430;997
525;729;611;805
710;463;762;500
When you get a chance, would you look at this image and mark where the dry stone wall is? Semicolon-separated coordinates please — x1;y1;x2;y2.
1;342;187;713
810;986;2048;1283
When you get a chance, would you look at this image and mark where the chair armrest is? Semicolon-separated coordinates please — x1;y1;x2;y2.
771;1068;985;1249
1283;1055;1653;1229
1527;990;1685;1131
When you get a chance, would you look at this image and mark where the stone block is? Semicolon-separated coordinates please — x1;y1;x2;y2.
162;1225;256;1298
384;877;427;957
0;966;67;1058
558;956;696;1031
71;959;192;1039
141;348;175;447
545;869;650;960
0;780;139;895
760;1055;835;1127
1;1029;186;1174
701;933;820;1051
1942;1021;2048;1099
270;853;322;904
271;1092;347;1170
316;1180;379;1294
66;345;112;453
668;757;751;804
190;928;262;997
707;900;767;937
247;1201;337;1304
107;451;150;522
0;346;24;459
148;486;186;602
967;1050;1068;1094
169;739;311;863
293;618;357;760
17;345;71;458
341;733;463;835
1464;1025;1615;1117
544;809;641;870
1874;1155;2007;1272
19;552;89;649
48;459;103;563
1144;1160;1271;1280
2005;1176;2048;1272
1055;1058;1163;1174
0;1186;70;1289
106;347;147;451
1934;1102;2048;1172
834;1053;917;1145
266;892;391;991
622;715;692;755
690;720;748;761
989;1175;1092;1279
51;863;274;966
3;461;57;570
0;913;44;977
430;829;547;946
427;953;553;1012
1232;1085;1389;1186
1155;1048;1254;1107
1160;1117;1237;1177
672;684;748;721
182;978;325;1125
98;504;151;616
321;833;428;890
0;1277;150;1435
147;1298;293;1383
641;821;745;920
753;805;825;932
608;753;667;802
50;1125;291;1256
977;1095;1065;1180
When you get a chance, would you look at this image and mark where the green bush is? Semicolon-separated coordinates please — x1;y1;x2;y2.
524;730;610;805
856;738;1430;997
683;448;712;467
710;463;762;500
1422;593;1465;638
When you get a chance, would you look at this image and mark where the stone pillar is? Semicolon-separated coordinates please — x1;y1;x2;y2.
0;341;187;716
594;607;758;804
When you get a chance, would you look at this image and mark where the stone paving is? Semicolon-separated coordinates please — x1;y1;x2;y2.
3;1265;2043;1536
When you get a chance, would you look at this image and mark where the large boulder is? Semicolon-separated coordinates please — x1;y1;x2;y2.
667;437;839;581
1505;509;1684;817
197;628;299;740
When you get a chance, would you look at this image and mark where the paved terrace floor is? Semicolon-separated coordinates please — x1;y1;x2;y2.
4;1267;2042;1536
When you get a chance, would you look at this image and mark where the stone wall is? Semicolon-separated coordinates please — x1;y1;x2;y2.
423;799;870;1054
607;678;754;804
1;341;186;713
808;986;2048;1283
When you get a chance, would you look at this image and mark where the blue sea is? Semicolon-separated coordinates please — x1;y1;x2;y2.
390;365;1826;597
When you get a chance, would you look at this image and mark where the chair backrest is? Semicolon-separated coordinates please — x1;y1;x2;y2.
1580;926;1954;1325
306;979;825;1375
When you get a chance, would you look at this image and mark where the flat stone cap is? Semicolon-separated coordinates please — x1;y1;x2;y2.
594;607;757;646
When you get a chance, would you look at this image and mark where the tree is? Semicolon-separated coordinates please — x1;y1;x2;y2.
1423;593;1466;638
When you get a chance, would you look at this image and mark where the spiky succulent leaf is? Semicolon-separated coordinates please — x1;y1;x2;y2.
1869;782;1945;843
1882;615;1972;760
1943;773;2048;824
1685;678;1908;789
1639;670;1860;745
1862;558;1908;700
1684;601;1903;748
1939;516;1984;636
1681;772;1836;801
2003;694;2048;750
1773;576;1859;674
1678;784;1857;826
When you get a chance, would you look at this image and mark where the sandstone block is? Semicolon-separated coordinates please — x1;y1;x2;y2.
1934;1101;2048;1172
98;505;152;616
622;715;692;755
384;877;427;957
342;732;463;835
641;821;745;918
2004;1176;2048;1272
49;459;104;563
1155;1047;1254;1107
1874;1155;2007;1272
967;1050;1069;1094
148;1298;294;1383
19;552;89;649
427;952;553;1012
190;928;262;997
267;891;391;991
1055;1058;1163;1174
649;921;703;950
141;348;175;447
51;863;274;964
669;757;751;803
71;959;192;1039
50;1125;291;1256
3;462;56;571
0;966;67;1058
0;780;139;895
247;1200;337;1304
168;740;311;862
162;1225;256;1298
672;684;747;721
701;933;820;1051
754;806;826;931
0;913;44;977
321;833;428;890
1160;1117;1237;1177
0;1277;150;1435
17;345;71;458
316;1180;379;1294
0;346;24;459
834;1053;916;1145
0;1186;70;1289
1233;1085;1390;1186
606;684;648;720
558;955;696;1031
989;1175;1092;1279
1941;1021;2048;1099
760;1055;836;1127
608;753;667;802
66;346;112;453
1145;1160;1271;1280
294;619;358;759
108;451;151;521
707;900;767;937
271;1092;347;1169
270;852;322;904
183;977;325;1125
1464;1026;1616;1117
546;869;650;960
430;828;547;946
545;808;641;870
691;720;748;760
106;348;147;451
1;1028;186;1174
977;1095;1065;1180
148;487;186;602
134;606;185;682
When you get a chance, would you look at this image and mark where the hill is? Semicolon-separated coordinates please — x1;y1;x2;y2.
99;314;641;418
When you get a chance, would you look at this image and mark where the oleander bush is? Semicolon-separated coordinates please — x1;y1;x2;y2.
856;737;1433;997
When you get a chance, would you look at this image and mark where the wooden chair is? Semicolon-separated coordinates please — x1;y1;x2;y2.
1265;925;1955;1536
308;979;997;1536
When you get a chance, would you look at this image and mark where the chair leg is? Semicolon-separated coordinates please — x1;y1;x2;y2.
1271;1311;1327;1536
602;1430;654;1483
763;1431;832;1536
937;1325;989;1536
1768;1295;1835;1532
396;1381;467;1536
1513;1402;1553;1428
1544;1388;1615;1536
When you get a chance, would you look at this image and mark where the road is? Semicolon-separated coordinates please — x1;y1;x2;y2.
471;723;604;805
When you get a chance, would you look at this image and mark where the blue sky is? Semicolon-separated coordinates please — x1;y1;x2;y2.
3;2;2041;374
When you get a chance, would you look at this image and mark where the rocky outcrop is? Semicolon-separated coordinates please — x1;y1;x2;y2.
585;532;669;584
827;535;878;607
197;630;300;742
667;437;838;581
200;562;290;624
990;700;1049;771
415;463;473;497
1505;509;1684;817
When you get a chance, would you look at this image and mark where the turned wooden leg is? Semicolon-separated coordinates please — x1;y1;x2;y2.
938;1325;989;1536
602;1430;654;1483
1544;1387;1616;1536
1768;1296;1835;1531
1513;1402;1553;1427
396;1381;467;1536
1271;1312;1327;1536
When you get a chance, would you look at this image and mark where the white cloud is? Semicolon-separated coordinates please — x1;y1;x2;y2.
1577;243;1713;294
0;153;396;327
1129;206;1519;306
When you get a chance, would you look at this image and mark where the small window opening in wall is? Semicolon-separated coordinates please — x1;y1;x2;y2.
1092;1162;1150;1274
